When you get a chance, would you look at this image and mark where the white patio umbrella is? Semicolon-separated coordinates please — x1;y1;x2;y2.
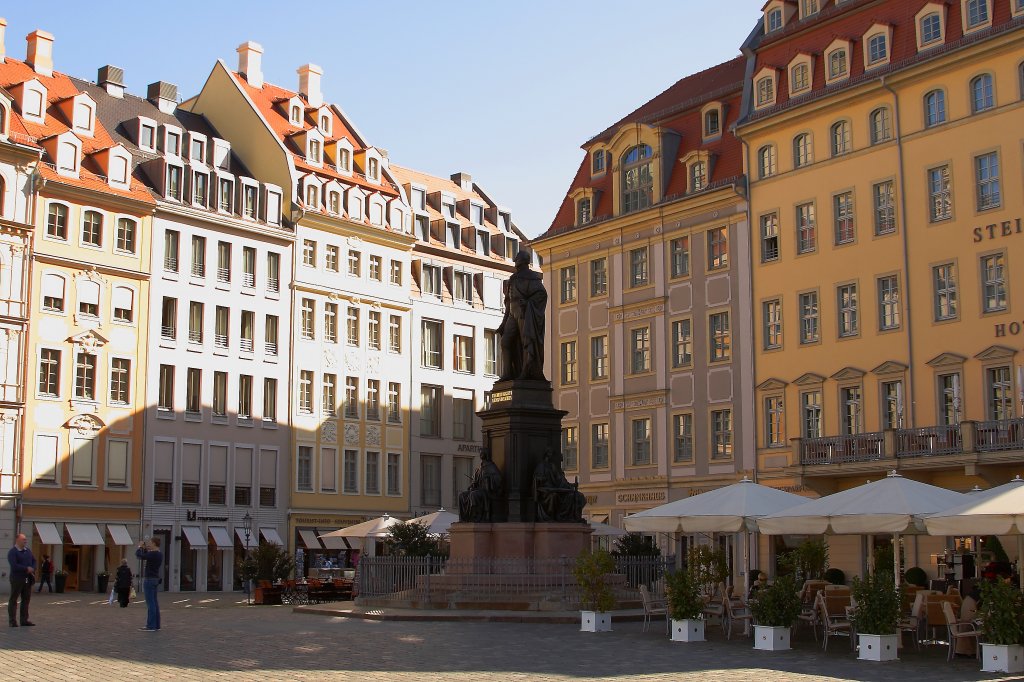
624;477;808;593
759;471;968;587
407;509;459;536
924;476;1024;590
588;520;626;537
319;513;402;541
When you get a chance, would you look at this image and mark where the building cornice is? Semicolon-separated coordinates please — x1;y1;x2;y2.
33;253;150;281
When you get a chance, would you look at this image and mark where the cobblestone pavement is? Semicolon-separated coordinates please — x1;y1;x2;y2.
0;592;1019;681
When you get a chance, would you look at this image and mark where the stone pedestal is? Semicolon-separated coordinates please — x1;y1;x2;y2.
448;522;592;566
478;379;567;522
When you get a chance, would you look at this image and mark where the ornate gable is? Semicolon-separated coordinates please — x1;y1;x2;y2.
926;352;967;368
871;360;909;376
793;372;826;386
831;366;866;381
974;345;1017;361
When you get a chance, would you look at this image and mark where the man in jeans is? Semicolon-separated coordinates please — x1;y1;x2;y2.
135;537;163;631
7;533;36;627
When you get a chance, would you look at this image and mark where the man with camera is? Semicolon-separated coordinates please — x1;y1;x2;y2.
135;537;163;631
7;533;36;627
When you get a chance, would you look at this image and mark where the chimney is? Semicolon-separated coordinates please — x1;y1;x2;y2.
147;81;178;114
0;18;7;62
297;63;323;108
236;41;263;88
97;65;125;99
451;172;473;192
25;29;54;77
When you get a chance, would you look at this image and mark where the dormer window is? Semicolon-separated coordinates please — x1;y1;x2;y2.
348;189;364;221
577;198;591;225
329;190;341;214
192;170;208;206
290;104;302;125
470;204;484;226
339;148;351;172
218;177;234;212
139;123;156;151
318;108;332;136
828;49;848;80
166;163;183;200
368;157;379;180
212;139;230;170
791;63;810;93
241;180;258;219
442;199;456;221
309;139;321;164
306;183;319;208
704;109;720;138
964;0;990;31
410;187;426;211
165;130;181;157
592;150;606;175
58;140;80;176
73;99;95;136
867;34;887;66
755;74;775;108
109;154;129;187
689;161;707;192
190;136;206;164
621;144;652;214
767;8;783;32
800;0;819;18
20;81;47;123
0;103;8;138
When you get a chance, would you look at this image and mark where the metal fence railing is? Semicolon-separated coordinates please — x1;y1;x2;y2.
975;418;1024;452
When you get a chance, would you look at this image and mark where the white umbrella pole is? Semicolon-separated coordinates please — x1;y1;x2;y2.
743;529;750;598
1018;536;1023;592
893;532;901;589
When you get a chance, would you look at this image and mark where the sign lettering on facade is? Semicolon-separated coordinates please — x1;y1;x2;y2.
457;443;482;452
612;395;667;411
615;490;667;505
612;304;665;322
490;390;513;404
972;218;1022;243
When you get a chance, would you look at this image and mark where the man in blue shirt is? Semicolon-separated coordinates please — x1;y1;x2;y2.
135;537;163;631
7;533;36;627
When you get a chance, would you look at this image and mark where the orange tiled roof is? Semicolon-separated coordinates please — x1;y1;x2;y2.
0;57;154;204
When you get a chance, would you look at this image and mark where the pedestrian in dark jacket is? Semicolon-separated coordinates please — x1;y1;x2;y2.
114;559;133;608
36;555;53;593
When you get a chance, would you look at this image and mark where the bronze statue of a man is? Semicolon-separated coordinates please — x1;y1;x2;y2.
533;448;586;523
458;448;504;523
497;251;547;382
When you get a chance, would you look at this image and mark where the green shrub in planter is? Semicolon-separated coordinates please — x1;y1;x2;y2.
573;549;616;613
687;545;729;596
665;569;703;621
903;566;928;588
850;571;900;635
750;575;801;627
779;538;829;581
824;568;846;585
979;579;1024;646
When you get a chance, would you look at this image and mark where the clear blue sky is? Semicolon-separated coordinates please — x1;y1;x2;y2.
3;1;763;237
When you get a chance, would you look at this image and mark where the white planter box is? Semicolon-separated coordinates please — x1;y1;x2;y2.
753;624;791;651
671;618;705;642
981;643;1024;673
580;610;611;632
857;633;899;662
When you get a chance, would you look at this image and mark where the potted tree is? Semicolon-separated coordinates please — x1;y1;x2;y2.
850;571;901;662
665;568;704;642
750;575;801;651
979;579;1024;673
573;548;616;632
687;544;729;597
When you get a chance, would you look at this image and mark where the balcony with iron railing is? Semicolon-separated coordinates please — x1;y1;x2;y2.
242;273;255;288
239;338;254;353
266;277;280;293
264;342;278;356
214;334;228;348
217;267;230;283
161;325;176;340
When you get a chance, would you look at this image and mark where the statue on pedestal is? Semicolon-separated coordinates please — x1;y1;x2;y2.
497;251;547;382
458;448;504;523
533;448;586;523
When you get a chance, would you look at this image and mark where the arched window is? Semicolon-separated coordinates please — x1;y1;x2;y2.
869;108;892;144
791;63;810;93
920;13;942;45
828;49;848;79
290;104;301;125
309;139;321;163
112;286;134;323
592;150;605;174
73;101;94;134
41;273;66;312
621;144;652;214
576;198;592;225
830;121;851;157
867;34;888;65
82;210;103;247
368;158;379;180
767;8;783;32
689;161;707;192
116;218;137;254
306;184;318;208
46;203;68;240
348;193;363;221
756;77;775;107
924;89;946;127
704;110;720;137
77;280;100;317
320;114;330;132
793;133;812;168
758;145;777;178
329;191;341;214
338;148;351;172
971;74;994;113
965;0;989;29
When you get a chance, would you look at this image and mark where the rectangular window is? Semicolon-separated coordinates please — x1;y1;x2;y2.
987;366;1012;420
368;311;381;350
213;371;227;416
454;334;474;373
764;397;784;447
709;312;731;361
561;426;578;470
881;380;903;429
265;315;278;355
707;227;728;270
238;374;253;419
348;250;361;277
629;247;649;287
878;275;900;330
560;340;578;384
218;178;233;212
630;327;651;373
799;291;819;344
421;264;442;298
591;335;608;378
266;252;280;292
420;384;441;437
422;320;442;368
670;237;690;277
156;363;172;410
981;253;1007;312
421;454;440;507
366;379;380;421
939;374;959;426
263;378;277;423
453;396;474;440
217;241;231;282
297;446;313;492
484;330;499;376
71;352;98;401
933;263;958;320
365;451;380;495
631;418;652;465
240;311;254;352
38;349;60;396
161;297;177;340
673;413;693;462
185;367;201;414
70;437;95;485
323;303;338;343
115;219;137;254
711;409;733;459
109;358;130;404
191;235;206;278
242;247;256;287
302;240;316;267
671;319;692;368
346;307;359;346
976;152;1001;211
344;377;359;418
760;213;779;262
390;260;402;286
797;202;816;253
841;386;862;434
802;390;822;438
453;272;473;305
833;192;855;245
928;165;952;221
325;245;339;272
298;370;313;414
763;300;782;350
389;315;402;354
559;266;577;303
343;450;359;494
369;255;382;281
322;374;337;416
301;298;315;340
873;181;895;235
188;301;203;344
387;452;401;495
590;257;608;296
387;382;401;423
591;423;609;469
837;284;858;337
164;230;179;272
106;440;129;488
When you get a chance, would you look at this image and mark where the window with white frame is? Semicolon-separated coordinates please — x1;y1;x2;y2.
422;320;442;369
758;144;777;178
389;315;402;354
837;283;858;337
346;307;359;346
38;349;60;397
420;385;441;437
113;286;133;323
116;218;137;254
763;299;782;350
873;180;895;235
455;333;474;373
928;165;952;221
709;312;730;361
965;0;990;29
920;12;942;45
46;203;68;240
631;418;651;465
827;49;848;80
366;379;380;421
767;7;783;32
761;212;779;262
976;152;1001;211
711;409;732;459
672;319;692;368
387;383;401;423
830;121;850;157
755;76;775;108
765;397;784;447
833;192;855;245
791;63;810;93
81;210;102;247
368;311;381;350
878;275;901;330
576;198;591;225
630;327;651;373
866;33;888;65
981;253;1007;312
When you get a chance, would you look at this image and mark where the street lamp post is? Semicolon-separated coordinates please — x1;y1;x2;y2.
243;511;252;605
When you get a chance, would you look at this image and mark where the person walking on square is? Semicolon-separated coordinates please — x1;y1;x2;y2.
7;533;36;627
135;537;163;630
114;558;133;608
36;555;53;593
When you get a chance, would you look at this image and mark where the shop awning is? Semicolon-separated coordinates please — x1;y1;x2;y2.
107;524;133;545
34;522;62;545
235;527;257;549
260;527;284;546
181;526;206;547
298;529;322;549
208;526;232;550
65;523;105;546
319;529;356;550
